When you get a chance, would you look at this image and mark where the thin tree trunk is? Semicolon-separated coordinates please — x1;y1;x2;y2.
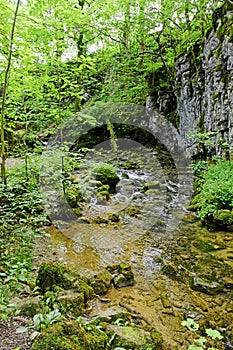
1;0;21;185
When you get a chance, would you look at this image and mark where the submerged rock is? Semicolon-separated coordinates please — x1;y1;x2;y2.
190;275;224;295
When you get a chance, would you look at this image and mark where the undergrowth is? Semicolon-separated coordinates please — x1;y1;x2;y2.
191;159;233;221
0;158;49;320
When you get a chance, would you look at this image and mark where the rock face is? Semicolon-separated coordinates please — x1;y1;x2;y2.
176;6;233;157
148;5;233;158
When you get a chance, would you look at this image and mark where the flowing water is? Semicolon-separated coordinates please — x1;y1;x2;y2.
36;142;233;348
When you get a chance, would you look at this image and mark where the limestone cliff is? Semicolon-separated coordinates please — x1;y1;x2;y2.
148;4;233;158
176;4;233;157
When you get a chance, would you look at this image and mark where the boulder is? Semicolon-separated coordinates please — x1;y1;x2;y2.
106;324;163;350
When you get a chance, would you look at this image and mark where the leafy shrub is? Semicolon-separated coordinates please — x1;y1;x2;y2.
193;160;233;221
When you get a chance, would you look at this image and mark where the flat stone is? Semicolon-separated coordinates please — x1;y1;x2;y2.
91;306;129;323
107;325;154;347
190;276;224;295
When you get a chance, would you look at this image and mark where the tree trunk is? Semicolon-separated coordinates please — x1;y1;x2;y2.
1;0;21;185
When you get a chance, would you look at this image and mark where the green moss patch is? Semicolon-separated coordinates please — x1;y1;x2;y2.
31;321;108;350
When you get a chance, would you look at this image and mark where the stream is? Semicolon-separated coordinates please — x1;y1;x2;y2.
36;141;233;348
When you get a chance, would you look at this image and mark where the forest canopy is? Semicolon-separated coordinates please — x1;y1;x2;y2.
0;0;227;160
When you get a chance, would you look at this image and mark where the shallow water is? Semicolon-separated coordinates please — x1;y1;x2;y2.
38;144;233;347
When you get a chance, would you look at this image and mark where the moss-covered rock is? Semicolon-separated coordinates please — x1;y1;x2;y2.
106;324;163;350
97;185;110;201
95;164;120;193
107;212;120;222
57;291;85;317
65;186;83;208
213;209;233;230
31;321;108;350
14;296;41;317
77;267;112;295
36;262;67;293
93;215;109;225
36;263;94;302
91;305;130;323
124;206;141;217
142;180;160;192
107;263;135;288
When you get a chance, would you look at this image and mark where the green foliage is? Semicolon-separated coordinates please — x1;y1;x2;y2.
181;318;223;350
36;262;67;294
193;160;233;220
16;309;62;340
0;160;49;320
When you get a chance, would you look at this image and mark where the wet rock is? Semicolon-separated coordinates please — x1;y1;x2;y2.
142;180;160;192
107;262;135;288
161;261;178;277
106;324;163;349
222;277;233;290
113;273;132;288
124;206;141;217
95;164;120;193
190;275;224;295
77;267;112;295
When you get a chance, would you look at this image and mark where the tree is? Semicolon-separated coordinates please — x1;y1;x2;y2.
1;0;21;185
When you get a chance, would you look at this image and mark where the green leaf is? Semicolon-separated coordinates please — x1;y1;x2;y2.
181;318;199;331
205;328;223;340
16;326;28;333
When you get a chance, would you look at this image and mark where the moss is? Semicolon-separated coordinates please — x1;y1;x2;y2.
197;113;205;132
65;186;83;208
93;215;108;224
212;93;220;101
95;164;119;193
193;239;223;253
89;269;112;295
124;206;141;217
57;291;85;317
221;73;232;85
213;209;233;228
106;324;163;349
36;262;67;293
36;262;94;304
217;26;225;41
142;180;160;193
31;321;108;350
122;160;138;170
107;212;120;222
215;44;222;59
